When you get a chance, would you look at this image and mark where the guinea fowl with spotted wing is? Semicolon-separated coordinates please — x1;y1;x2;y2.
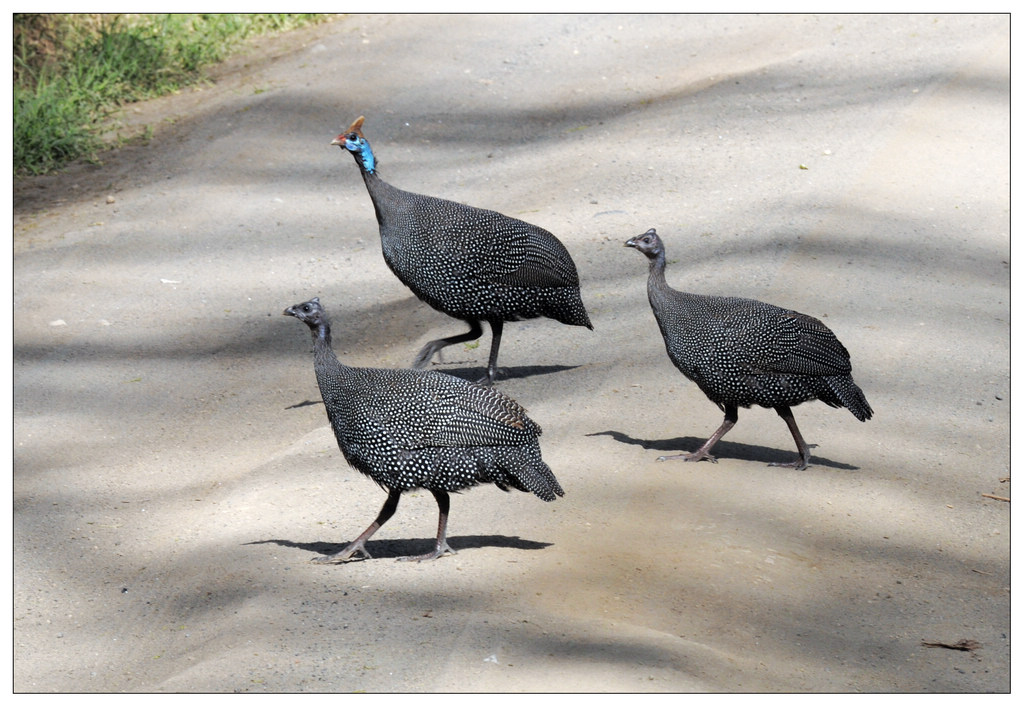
284;297;563;563
625;228;872;470
331;116;592;384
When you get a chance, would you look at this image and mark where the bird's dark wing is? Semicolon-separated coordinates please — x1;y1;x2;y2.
724;307;852;376
489;222;580;289
416;199;578;288
356;369;540;450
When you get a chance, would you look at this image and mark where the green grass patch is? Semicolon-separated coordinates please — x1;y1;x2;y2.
14;13;328;175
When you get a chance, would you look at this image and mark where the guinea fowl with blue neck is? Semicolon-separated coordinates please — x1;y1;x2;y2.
331;116;593;385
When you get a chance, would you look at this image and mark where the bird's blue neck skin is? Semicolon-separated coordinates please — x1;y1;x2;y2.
347;135;376;173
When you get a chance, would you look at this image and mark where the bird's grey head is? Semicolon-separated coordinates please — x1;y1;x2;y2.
624;228;665;260
284;297;327;328
331;115;375;172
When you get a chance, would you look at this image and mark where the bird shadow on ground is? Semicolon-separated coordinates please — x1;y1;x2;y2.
246;535;553;561
587;429;860;471
426;363;582;383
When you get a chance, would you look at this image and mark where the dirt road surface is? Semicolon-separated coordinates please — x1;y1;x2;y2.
13;14;1009;692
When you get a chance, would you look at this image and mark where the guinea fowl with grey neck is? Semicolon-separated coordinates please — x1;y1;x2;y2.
625;228;872;470
284;297;563;563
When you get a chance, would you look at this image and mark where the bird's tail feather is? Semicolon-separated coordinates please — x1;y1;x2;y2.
831;377;873;421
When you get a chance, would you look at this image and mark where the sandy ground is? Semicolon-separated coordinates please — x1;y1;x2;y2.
12;14;1009;693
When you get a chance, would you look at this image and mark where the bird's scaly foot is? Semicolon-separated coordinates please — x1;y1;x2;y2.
657;451;718;463
396;541;456;563
311;543;372;564
768;457;810;471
